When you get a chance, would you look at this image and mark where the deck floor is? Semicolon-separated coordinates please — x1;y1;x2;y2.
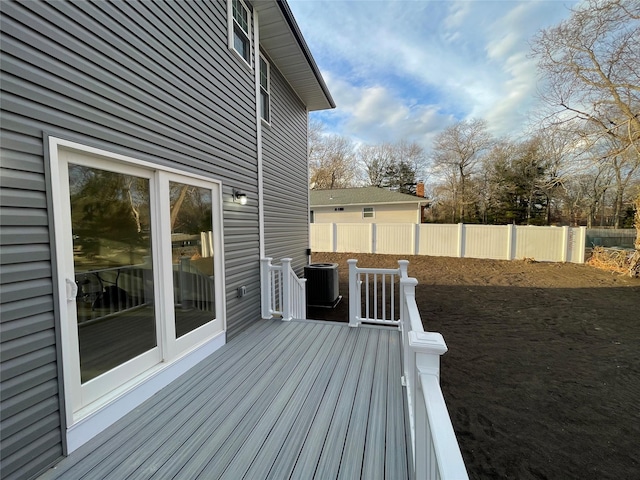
40;319;411;479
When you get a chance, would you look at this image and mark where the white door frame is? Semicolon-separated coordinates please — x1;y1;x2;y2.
48;137;227;450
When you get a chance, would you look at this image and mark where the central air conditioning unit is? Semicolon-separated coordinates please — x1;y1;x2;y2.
304;263;340;308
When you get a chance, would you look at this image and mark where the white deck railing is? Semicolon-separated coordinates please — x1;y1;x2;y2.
261;257;306;321
347;259;409;327
348;259;469;480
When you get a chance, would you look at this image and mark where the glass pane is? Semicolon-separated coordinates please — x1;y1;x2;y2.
260;57;268;89
261;90;269;122
234;29;249;62
233;0;248;33
69;165;156;383
169;181;215;337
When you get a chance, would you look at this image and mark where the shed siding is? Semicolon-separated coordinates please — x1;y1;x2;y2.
0;0;264;478
262;65;310;276
313;203;421;224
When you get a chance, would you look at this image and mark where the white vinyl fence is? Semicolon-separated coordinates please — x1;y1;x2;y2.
310;223;588;263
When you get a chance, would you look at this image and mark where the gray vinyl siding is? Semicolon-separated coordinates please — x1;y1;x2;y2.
1;0;264;478
262;64;310;276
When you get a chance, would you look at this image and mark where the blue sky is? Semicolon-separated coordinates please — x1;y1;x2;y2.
288;0;579;149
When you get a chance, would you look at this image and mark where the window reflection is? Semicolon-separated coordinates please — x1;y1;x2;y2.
69;165;156;383
169;182;215;337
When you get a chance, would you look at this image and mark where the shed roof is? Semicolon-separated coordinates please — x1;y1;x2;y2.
254;0;335;111
310;187;428;207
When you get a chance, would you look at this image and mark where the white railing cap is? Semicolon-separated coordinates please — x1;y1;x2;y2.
408;331;448;355
400;277;419;287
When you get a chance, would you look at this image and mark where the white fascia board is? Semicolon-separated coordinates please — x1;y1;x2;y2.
312;200;428;208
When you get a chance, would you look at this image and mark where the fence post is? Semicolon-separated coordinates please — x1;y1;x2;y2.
332;223;337;253
579;226;587;263
281;258;292;321
457;223;464;258
506;224;515;260
561;226;569;263
414;224;420;256
371;223;377;254
261;257;273;319
348;259;360;327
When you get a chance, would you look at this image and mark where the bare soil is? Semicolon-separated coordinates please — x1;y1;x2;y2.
309;252;640;480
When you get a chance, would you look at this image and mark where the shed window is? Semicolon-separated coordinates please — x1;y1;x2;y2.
229;0;251;64
363;207;375;218
259;54;270;122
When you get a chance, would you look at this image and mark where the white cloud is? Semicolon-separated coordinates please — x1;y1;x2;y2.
317;72;452;147
290;0;577;147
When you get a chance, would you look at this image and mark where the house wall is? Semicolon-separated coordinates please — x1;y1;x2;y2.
312;203;421;224
0;1;300;478
262;65;309;276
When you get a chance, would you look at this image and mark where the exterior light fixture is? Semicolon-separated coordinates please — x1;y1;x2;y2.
233;189;247;205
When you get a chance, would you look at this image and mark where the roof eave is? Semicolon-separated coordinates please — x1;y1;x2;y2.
253;0;335;111
312;200;429;208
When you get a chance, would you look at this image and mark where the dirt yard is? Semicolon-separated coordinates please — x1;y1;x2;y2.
309;252;640;480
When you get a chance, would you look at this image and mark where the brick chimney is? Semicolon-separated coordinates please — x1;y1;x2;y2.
416;181;425;198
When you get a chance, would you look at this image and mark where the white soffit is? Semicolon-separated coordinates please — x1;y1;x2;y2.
253;0;335;112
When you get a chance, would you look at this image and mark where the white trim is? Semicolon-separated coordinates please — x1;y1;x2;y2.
313;200;429;208
48;137;227;448
66;331;225;453
50;138;225;185
48;138;78;430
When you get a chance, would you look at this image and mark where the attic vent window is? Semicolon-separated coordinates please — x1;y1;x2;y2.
334;207;344;211
229;0;251;65
363;207;374;218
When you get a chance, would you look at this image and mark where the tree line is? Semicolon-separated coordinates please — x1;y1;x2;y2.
308;0;639;228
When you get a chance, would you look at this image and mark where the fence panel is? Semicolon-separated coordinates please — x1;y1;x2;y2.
568;227;586;263
464;225;510;260
312;223;588;263
515;226;565;262
376;223;414;255
417;224;459;257
336;223;371;253
310;223;333;252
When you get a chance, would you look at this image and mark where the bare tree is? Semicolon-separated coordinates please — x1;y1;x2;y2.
531;0;640;226
431;119;493;222
308;120;358;189
359;140;427;194
358;142;395;187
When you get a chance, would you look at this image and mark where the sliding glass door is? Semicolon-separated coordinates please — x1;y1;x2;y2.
54;145;224;418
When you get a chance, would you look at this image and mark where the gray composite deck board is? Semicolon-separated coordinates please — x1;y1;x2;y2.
38;319;410;480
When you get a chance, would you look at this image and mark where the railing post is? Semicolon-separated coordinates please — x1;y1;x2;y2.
281;258;292;321
410;331;448;479
400;277;417;383
398;260;409;279
260;257;273;319
348;259;360;327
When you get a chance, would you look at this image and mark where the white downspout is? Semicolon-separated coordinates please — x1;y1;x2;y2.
254;9;265;259
306;110;311;264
